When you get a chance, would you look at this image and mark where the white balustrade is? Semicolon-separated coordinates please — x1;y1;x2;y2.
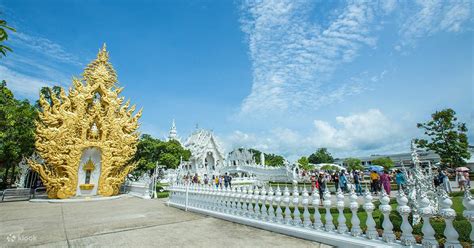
323;188;335;232
312;188;323;230
439;190;461;248
166;183;469;248
292;186;302;226
379;188;395;243
363;189;378;239
302;187;311;228
283;186;292;225
267;186;275;222
462;189;474;243
261;187;268;220
396;191;415;246
349;188;361;236
336;188;347;234
419;192;438;247
275;186;284;223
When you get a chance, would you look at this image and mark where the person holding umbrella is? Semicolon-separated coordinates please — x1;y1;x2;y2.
457;170;466;191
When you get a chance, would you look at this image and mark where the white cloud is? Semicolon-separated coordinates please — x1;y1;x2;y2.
11;32;82;66
398;0;471;48
239;1;380;116
223;109;410;160
0;65;53;98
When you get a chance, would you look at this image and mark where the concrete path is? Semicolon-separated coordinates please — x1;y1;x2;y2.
0;196;332;248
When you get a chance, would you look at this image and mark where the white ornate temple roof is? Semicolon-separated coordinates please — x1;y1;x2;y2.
184;129;225;162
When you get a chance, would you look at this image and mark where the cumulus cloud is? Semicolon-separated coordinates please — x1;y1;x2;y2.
223;109;410;160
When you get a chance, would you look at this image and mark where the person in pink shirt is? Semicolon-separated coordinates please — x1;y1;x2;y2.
380;170;392;195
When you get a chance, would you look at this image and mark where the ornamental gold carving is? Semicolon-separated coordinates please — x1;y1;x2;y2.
28;45;142;199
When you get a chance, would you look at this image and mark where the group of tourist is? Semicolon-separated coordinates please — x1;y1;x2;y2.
456;170;471;191
183;173;233;189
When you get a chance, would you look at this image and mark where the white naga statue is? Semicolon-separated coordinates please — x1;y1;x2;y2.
401;141;439;224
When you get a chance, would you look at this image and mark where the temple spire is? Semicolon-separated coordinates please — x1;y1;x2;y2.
168;119;179;141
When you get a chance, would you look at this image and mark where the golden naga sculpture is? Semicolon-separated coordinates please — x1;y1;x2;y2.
29;44;142;199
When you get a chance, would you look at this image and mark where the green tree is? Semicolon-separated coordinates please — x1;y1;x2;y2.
345;157;363;171
308;148;334;164
297;156;313;170
264;153;285;167
415;108;470;168
132;134;191;178
0;81;37;188
371;157;394;170
0;18;16;57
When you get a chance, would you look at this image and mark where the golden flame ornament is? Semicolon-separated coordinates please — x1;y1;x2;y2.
29;44;142;199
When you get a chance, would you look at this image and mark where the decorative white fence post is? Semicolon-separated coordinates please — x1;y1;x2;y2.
267;186;275;222
302;187;311;228
379;188;395;243
261;187;268;220
349;188;361;236
292;186;302;226
396;191;415;246
312;188;323;230
247;186;254;217
462;189;474;243
284;186;292;225
336;188;347;234
439;190;461;247
363;189;378;239
323;188;335;231
254;187;261;219
275;186;284;224
419;192;438;247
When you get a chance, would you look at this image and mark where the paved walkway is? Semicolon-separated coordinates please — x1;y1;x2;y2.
0;196;332;248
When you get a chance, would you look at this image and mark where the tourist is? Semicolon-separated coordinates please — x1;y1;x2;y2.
219;176;223;188
228;175;233;189
224;173;230;189
214;175;219;188
339;170;347;193
204;174;209;185
463;171;470;188
311;173;317;191
353;171;362;196
438;170;452;193
380;170;391;195
370;170;380;194
395;170;406;192
192;173;198;184
457;171;466;191
333;172;339;191
317;172;326;205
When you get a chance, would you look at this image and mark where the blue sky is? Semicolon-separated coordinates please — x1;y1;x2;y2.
1;0;472;160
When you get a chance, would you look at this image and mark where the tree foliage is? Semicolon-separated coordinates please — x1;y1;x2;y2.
371;157;394;170
0;81;37;188
245;148;285;167
308;148;334;164
297;156;313;170
345;157;363;171
132;134;191;178
415;108;470;168
0;19;16;57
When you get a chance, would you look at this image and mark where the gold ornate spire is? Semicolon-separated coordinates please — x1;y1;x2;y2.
29;45;142;199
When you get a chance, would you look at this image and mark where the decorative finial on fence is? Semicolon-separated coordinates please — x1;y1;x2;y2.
397;190;415;245
462;188;474;242
349;187;361;236
379;187;395;243
419;192;438;247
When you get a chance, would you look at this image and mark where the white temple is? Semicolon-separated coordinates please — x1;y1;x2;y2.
180;128;225;176
167;119;181;143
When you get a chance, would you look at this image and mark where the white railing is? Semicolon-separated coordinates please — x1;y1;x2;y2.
167;184;473;248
